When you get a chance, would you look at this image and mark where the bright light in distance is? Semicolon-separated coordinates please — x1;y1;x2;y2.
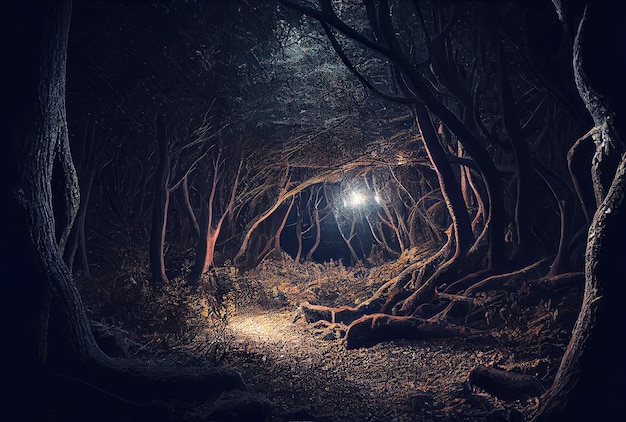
344;191;367;208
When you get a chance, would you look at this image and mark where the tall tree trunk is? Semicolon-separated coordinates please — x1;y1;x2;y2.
414;109;474;259
535;153;626;421
190;152;241;282
149;113;170;286
190;165;218;282
190;200;221;282
534;4;626;419
64;118;98;279
495;42;536;262
5;0;109;368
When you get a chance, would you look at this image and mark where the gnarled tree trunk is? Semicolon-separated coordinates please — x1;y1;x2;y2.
533;3;626;420
3;3;246;419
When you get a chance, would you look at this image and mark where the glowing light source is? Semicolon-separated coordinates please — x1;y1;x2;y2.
342;189;382;208
346;191;367;208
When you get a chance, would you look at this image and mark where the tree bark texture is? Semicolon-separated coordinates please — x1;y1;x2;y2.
7;0;109;368
3;5;250;417
534;153;626;421
533;4;626;420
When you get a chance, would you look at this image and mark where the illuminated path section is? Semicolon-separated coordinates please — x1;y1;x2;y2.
222;309;505;421
227;310;302;349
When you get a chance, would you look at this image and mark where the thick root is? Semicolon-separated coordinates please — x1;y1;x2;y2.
86;362;247;402
344;313;479;349
300;302;367;325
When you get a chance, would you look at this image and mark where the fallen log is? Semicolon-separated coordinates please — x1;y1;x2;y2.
469;365;545;401
344;313;479;349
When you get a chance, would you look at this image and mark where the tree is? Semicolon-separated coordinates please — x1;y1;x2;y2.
2;2;249;419
531;1;626;419
275;0;587;352
189;140;244;282
279;0;626;418
6;0;105;369
63;116;109;280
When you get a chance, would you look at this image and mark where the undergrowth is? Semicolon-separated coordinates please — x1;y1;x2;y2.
76;243;404;362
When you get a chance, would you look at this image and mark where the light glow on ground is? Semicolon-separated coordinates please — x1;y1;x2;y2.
228;311;295;346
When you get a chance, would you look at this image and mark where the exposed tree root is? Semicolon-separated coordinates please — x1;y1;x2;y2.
300;241;484;346
82;361;247;402
527;272;584;295
298;241;449;326
344;313;481;349
301;302;365;325
369;242;450;309
442;267;500;293
392;253;464;315
299;236;577;350
433;258;551;321
464;258;551;295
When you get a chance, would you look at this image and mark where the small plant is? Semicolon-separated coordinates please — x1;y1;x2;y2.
173;268;234;363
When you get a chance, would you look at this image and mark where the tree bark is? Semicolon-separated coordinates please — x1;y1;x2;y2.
3;4;247;417
149;113;171;286
414;105;474;260
533;4;626;419
534;153;626;421
6;0;109;367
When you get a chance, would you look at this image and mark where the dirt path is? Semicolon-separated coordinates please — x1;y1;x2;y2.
222;309;527;421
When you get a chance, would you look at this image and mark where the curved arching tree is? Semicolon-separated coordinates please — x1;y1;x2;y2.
281;0;582;321
275;0;626;419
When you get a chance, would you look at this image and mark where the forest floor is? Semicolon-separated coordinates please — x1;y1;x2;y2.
223;309;529;421
79;246;582;421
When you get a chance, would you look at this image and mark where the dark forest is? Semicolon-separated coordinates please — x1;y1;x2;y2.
3;0;626;421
